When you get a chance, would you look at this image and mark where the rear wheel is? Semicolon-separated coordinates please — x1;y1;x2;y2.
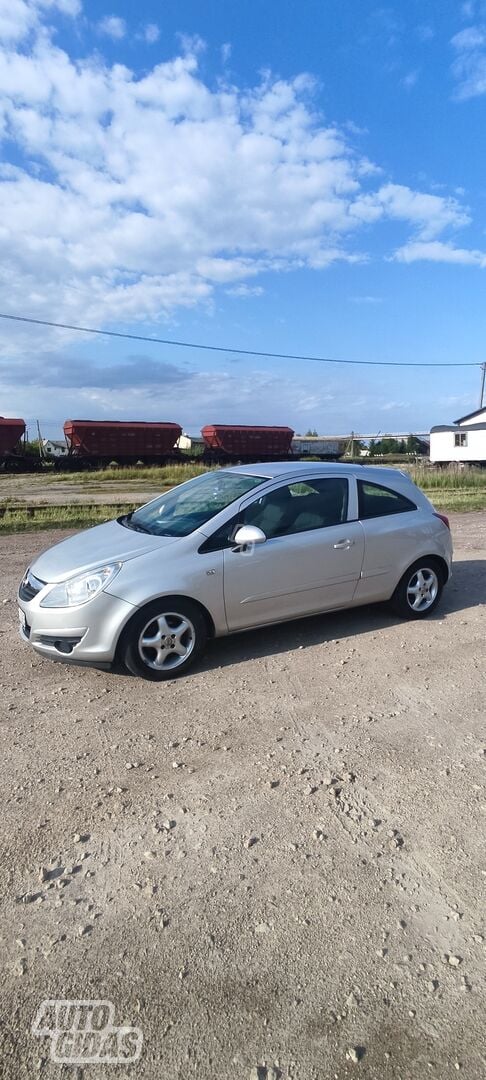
120;599;207;680
391;558;444;619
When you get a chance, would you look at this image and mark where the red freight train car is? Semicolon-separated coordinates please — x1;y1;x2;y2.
201;424;294;460
64;420;182;464
0;417;26;456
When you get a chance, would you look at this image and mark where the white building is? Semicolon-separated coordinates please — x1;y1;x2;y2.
42;438;68;458
430;407;486;463
176;433;205;452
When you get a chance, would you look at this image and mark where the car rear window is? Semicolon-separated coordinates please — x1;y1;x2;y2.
358;480;416;519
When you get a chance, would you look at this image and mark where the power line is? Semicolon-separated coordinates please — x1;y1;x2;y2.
0;310;480;368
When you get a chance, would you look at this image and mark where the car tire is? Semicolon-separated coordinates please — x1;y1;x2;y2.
391;558;444;620
120;598;208;680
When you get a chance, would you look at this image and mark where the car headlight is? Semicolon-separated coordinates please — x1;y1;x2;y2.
40;563;122;608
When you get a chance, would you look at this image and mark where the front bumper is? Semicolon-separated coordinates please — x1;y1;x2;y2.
18;587;135;665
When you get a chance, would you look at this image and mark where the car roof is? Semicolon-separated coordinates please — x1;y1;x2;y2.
226;461;409;482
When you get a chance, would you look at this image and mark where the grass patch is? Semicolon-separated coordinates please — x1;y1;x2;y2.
409;466;486;510
422;492;486;512
0;503;139;533
42;463;210;484
410;466;486;490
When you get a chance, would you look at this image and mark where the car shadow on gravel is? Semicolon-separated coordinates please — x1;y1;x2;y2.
193;558;486;674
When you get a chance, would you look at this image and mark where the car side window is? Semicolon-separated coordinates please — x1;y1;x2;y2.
198;513;241;554
241;478;349;539
358;480;416;519
198;478;349;551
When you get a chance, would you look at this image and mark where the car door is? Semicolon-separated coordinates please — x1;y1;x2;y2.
222;476;365;631
352;478;421;603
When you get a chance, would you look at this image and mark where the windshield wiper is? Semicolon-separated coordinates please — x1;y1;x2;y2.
118;513;151;534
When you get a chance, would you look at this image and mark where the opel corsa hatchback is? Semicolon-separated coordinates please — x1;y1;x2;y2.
18;463;453;680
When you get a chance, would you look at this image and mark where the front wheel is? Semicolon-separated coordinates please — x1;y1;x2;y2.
120;598;207;680
391;559;444;619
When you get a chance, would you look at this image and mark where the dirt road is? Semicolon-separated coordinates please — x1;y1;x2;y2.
0;515;485;1079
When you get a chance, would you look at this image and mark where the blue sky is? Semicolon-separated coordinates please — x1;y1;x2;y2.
0;0;485;438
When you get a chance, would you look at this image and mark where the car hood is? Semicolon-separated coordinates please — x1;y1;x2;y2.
30;518;179;584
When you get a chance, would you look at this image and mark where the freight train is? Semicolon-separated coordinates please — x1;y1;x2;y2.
0;416;347;471
0;417;30;470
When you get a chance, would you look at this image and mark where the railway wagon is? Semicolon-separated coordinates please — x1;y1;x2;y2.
201;424;295;461
63;420;182;466
0;417;26;462
291;436;344;459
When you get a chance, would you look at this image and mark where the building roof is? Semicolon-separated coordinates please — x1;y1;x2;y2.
431;423;486;432
453;407;486;424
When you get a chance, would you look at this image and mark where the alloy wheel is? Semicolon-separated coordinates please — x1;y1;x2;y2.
138;612;196;671
406;568;439;613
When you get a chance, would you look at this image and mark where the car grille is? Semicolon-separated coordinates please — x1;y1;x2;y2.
18;571;46;602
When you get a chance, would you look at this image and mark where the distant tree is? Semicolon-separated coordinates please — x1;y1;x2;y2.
406;434;421;454
368;436;406;456
305;428;319;437
23;439;42;456
375;437;396;455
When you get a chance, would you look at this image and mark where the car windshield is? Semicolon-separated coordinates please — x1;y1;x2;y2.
119;470;266;537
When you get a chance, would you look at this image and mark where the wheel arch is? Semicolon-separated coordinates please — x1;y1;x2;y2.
410;553;450;583
392;552;450;600
114;593;216;662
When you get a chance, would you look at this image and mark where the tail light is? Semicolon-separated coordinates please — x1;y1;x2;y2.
433;511;450;530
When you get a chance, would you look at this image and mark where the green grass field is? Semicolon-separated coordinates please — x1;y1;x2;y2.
410;466;486;490
1;463;485;531
42;463;209;485
410;467;486;512
0;503;140;533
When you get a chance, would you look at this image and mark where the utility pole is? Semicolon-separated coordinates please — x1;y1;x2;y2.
480;363;486;410
36;420;44;459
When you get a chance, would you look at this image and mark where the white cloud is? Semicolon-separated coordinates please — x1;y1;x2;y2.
0;11;483;366
97;15;126;40
453;26;485;48
451;24;486;98
350;183;469;238
221;42;232;64
0;0;80;42
350;295;383;304
401;70;419;90
380;400;410;412
226;284;264;298
392;240;486;266
0;355;341;432
177;32;206;55
143;23;159;44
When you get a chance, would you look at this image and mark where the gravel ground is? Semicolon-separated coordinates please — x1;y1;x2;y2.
0;514;485;1080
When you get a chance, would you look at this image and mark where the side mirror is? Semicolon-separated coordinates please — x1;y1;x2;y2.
232;525;267;549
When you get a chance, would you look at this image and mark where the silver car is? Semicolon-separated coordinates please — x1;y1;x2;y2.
18;463;453;680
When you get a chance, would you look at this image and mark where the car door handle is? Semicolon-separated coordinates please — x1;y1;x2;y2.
333;538;355;550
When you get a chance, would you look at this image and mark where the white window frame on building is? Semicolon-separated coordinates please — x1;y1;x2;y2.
454;432;468;447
